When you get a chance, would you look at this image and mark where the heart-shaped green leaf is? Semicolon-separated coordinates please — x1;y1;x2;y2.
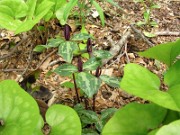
102;103;167;135
164;60;180;88
120;63;180;111
58;41;78;63
83;57;101;71
0;0;28;19
76;72;101;97
0;80;41;134
139;39;180;67
45;104;81;135
54;63;78;76
93;50;112;59
100;75;120;88
156;120;180;135
47;38;64;48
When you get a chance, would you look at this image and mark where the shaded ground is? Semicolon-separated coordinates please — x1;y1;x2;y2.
0;0;179;116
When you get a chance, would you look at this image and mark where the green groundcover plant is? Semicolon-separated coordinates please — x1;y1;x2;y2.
102;38;180;135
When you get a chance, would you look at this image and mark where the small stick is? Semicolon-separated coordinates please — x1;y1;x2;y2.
155;31;180;36
130;24;154;47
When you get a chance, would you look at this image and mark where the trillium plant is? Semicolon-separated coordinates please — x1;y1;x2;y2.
35;24;120;110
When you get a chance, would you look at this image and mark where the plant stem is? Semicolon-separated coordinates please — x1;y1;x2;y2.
72;73;80;103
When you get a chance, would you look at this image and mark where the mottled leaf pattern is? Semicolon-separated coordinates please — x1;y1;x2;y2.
83;57;101;71
58;41;78;63
76;72;101;97
71;33;92;41
93;50;112;59
54;63;78;76
100;75;120;88
47;38;64;48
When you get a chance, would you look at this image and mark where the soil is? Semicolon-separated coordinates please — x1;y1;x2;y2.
0;0;179;129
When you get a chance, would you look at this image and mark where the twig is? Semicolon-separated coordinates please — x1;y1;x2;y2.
124;42;130;63
155;31;180;36
0;35;29;60
34;49;57;71
103;29;131;65
130;24;154;47
1;68;33;72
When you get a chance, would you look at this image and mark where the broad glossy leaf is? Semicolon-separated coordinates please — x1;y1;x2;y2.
93;50;112;59
162;110;180;125
164;60;180;88
102;103;167;135
58;41;78;63
139;39;180;67
0;0;28;18
156;120;180;135
26;0;37;19
0;80;41;134
76;72;101;97
120;63;180;111
63;0;78;22
0;5;14;17
54;63;78;76
0;13;21;30
167;84;180;109
55;1;67;25
71;33;92;41
46;104;81;135
83;57;101;71
92;1;105;26
100;75;120;88
15;20;36;34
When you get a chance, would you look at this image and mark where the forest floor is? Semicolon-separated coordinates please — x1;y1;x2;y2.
0;0;179;120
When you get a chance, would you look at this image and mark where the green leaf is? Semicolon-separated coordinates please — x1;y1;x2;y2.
102;103;167;135
54;63;78;76
93;50;112;59
144;9;150;23
71;33;92;41
156;120;180;135
92;1;105;26
63;0;78;22
61;81;74;88
0;80;41;134
33;45;46;52
143;31;156;38
26;0;37;19
100;75;120;88
136;21;146;26
83;57;101;71
0;5;14;17
162;110;180;125
164;60;180;88
120;63;180;111
151;4;161;9
0;0;28;19
58;41;78;63
139;39;180;67
55;1;67;25
76;72;101;97
15;20;36;34
46;104;81;135
47;38;64;48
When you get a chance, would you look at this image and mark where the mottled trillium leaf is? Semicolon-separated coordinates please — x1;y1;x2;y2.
58;41;78;63
164;60;180;88
156;120;180;135
0;80;41;134
93;50;112;59
139;39;180;67
71;33;92;41
54;63;78;76
100;75;120;88
33;45;46;52
45;104;81;135
47;38;64;48
83;57;101;71
120;63;180;111
102;103;167;135
76;72;101;98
